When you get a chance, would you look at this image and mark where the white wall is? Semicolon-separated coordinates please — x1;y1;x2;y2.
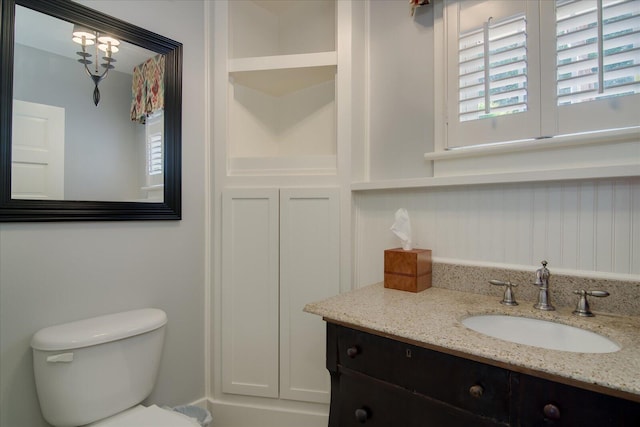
356;1;639;286
366;0;435;181
0;1;207;426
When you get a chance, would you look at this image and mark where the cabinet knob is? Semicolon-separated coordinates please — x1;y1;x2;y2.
346;346;360;358
469;384;484;398
543;403;561;420
355;407;370;423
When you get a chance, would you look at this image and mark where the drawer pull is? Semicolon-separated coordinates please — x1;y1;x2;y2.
543;403;561;420
347;346;360;358
469;384;484;398
355;407;370;423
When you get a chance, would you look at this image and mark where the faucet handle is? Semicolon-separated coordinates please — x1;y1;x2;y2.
572;289;610;317
489;280;518;306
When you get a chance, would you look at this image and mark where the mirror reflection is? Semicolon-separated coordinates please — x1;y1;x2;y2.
12;5;164;202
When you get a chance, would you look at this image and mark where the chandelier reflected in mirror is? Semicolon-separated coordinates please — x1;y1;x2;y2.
71;25;120;106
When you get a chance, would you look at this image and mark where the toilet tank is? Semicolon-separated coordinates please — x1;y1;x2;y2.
31;309;167;427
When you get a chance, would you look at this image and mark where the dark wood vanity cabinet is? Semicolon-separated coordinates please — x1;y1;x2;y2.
326;323;640;427
513;374;640;427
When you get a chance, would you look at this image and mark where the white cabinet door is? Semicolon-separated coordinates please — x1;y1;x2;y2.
221;187;340;403
222;188;280;398
279;188;339;403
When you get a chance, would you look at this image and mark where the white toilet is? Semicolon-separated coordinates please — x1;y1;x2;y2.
31;308;201;427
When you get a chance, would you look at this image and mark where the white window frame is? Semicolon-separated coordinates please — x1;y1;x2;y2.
141;111;164;199
430;0;639;181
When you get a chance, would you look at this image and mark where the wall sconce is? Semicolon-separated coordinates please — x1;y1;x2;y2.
72;25;120;106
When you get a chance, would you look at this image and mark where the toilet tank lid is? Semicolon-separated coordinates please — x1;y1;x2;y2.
31;308;167;351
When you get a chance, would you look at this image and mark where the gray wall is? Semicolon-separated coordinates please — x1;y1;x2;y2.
13;44;143;201
0;1;206;426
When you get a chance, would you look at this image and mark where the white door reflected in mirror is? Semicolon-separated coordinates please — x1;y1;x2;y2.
11;100;65;200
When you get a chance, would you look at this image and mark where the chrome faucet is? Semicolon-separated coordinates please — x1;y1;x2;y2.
533;260;555;311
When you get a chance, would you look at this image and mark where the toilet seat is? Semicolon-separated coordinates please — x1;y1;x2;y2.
87;405;200;427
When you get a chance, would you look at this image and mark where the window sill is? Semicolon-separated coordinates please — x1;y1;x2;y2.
354;127;639;191
425;126;640;161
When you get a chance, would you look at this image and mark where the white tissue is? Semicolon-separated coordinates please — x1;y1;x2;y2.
390;208;413;250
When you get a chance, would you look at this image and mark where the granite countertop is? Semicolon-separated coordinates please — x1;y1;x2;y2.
304;283;640;402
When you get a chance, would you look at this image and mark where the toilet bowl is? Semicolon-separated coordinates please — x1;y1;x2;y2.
31;309;200;427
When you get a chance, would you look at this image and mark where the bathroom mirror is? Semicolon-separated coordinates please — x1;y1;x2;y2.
0;0;182;221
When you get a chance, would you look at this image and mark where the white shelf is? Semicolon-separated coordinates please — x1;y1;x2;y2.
229;52;337;96
229;51;337;73
229;155;337;176
351;164;640;191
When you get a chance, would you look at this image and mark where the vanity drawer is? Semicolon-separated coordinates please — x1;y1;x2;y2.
337;370;507;427
513;373;640;427
335;325;511;423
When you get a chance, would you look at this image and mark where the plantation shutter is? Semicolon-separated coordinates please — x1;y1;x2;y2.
459;14;528;123
144;112;164;188
446;0;541;149
556;0;640;105
147;133;163;176
553;0;640;135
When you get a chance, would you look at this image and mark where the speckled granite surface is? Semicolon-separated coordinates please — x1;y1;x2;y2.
433;262;640;317
304;283;640;402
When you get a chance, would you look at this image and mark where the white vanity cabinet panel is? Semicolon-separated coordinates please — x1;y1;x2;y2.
221;188;280;398
280;188;340;403
221;188;340;403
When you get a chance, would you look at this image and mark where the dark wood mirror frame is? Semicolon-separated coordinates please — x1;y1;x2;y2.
0;0;182;221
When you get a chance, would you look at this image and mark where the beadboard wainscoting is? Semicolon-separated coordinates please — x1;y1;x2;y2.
353;177;640;288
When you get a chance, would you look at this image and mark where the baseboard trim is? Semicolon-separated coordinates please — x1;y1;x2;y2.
188;397;211;409
204;398;329;427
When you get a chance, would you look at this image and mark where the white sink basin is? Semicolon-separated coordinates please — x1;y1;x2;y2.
461;315;620;353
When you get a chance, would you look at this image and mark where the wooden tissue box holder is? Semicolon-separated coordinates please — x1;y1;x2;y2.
384;248;432;293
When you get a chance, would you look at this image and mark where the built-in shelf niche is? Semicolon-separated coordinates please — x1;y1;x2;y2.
227;0;338;175
229;0;335;59
228;75;336;175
